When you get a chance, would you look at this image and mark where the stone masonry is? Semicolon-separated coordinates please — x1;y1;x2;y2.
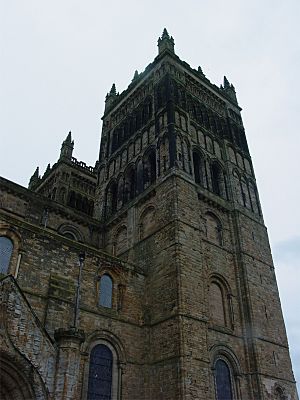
0;29;298;400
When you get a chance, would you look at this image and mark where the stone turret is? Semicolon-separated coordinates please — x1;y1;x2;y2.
158;28;175;54
59;131;74;161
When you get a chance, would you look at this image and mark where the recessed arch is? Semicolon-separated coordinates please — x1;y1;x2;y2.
209;274;234;329
139;205;156;240
58;223;83;242
0;354;48;400
205;211;223;246
114;225;128;256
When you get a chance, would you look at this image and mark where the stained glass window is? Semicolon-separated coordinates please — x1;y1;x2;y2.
215;359;233;400
0;236;13;274
87;344;113;400
99;275;113;308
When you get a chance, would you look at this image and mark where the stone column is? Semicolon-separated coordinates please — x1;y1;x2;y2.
54;327;85;400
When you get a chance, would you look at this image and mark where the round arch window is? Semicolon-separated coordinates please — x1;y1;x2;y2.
0;236;14;274
215;359;233;400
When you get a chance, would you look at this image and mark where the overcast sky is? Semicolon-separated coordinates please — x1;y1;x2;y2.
1;0;299;392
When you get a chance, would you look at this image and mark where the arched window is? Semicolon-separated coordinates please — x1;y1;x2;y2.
99;275;113;308
143;149;156;189
211;162;222;196
87;344;113;400
136;159;144;194
193;151;204;185
215;359;233;400
0;236;13;274
206;212;223;246
209;283;226;326
124;167;135;203
106;182;118;216
114;226;128;256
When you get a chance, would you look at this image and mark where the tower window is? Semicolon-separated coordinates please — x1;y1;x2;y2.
87;344;113;400
99;275;113;308
215;359;233;400
0;236;13;275
209;283;226;326
192;151;204;185
211;163;222;196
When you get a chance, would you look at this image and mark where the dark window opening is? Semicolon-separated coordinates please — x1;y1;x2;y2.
193;151;203;185
215;359;233;400
211;163;223;196
87;344;113;400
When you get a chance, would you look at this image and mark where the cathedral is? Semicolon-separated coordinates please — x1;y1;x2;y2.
0;30;298;400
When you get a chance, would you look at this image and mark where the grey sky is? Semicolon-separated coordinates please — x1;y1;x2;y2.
1;0;299;391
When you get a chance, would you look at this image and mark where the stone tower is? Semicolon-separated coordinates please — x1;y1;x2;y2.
0;30;297;400
94;29;298;399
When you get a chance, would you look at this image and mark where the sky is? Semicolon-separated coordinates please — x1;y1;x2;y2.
1;0;299;393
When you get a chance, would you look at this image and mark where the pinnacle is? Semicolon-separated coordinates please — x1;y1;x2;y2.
162;28;170;39
224;76;230;88
33;166;39;177
66;131;72;143
110;83;117;96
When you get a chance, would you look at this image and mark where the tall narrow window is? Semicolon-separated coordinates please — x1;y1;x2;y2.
87;344;113;400
211;162;222;196
99;275;113;308
215;359;233;400
209;283;226;326
0;236;13;274
192;151;203;185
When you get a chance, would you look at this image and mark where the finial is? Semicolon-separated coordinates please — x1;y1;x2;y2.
162;28;170;40
33;166;39;178
132;70;139;82
44;164;51;176
198;66;205;77
158;28;175;55
28;167;40;189
65;131;72;143
221;76;238;103
109;83;117;96
223;76;230;89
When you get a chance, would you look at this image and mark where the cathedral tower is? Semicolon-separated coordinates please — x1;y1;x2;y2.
94;29;297;399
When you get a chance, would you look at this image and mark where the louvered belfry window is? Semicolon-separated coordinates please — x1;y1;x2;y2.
215;359;233;400
87;344;113;400
99;275;113;308
0;236;13;274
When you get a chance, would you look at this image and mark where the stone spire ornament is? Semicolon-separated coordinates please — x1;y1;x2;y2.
158;28;175;54
221;76;238;103
132;70;139;82
28;166;41;189
105;83;118;112
59;131;74;161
